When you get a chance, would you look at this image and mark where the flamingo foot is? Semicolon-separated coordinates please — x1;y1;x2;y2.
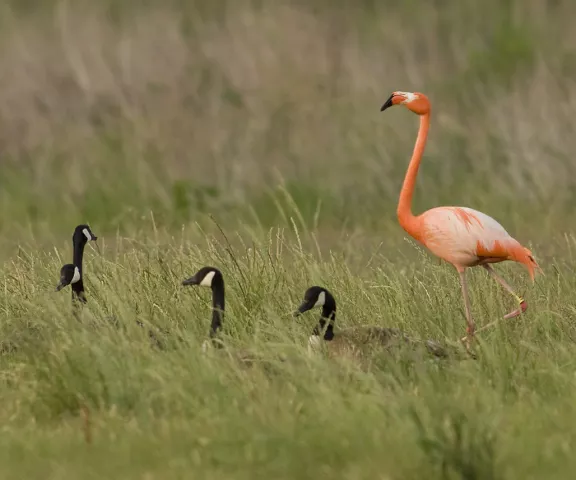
503;299;528;319
460;325;477;357
460;337;477;359
460;299;528;342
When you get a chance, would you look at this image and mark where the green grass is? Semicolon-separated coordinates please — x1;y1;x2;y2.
1;0;576;478
1;219;575;479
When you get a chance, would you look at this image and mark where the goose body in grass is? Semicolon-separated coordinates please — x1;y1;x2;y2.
294;286;449;359
182;266;277;366
55;224;99;307
55;224;163;347
182;266;225;351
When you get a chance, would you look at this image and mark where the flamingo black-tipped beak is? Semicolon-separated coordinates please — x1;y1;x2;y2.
182;275;200;286
380;94;395;112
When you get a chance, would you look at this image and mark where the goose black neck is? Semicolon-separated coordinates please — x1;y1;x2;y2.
72;280;86;304
72;233;88;305
313;296;336;341
73;235;87;274
210;276;225;338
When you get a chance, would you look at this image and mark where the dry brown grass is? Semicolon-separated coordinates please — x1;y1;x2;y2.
0;0;574;211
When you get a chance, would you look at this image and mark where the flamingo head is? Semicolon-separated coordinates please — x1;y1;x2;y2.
522;248;541;282
509;246;541;282
380;91;430;115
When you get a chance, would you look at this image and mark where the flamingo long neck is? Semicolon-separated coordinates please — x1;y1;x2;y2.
397;113;430;240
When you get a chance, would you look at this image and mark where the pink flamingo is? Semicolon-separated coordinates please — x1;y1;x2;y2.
380;91;539;347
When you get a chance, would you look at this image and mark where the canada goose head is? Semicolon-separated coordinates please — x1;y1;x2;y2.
294;286;335;318
182;266;225;345
294;286;336;352
56;264;81;291
73;224;99;251
182;266;223;289
71;224;99;276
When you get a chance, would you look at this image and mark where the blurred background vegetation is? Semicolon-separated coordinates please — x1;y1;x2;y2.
1;0;574;254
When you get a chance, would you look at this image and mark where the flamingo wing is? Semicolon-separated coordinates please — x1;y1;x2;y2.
418;207;520;267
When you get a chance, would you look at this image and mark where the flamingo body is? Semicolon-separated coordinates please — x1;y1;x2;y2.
410;206;536;279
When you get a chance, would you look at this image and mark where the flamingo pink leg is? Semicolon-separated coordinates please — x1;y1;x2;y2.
457;267;476;351
460;264;528;340
483;264;527;318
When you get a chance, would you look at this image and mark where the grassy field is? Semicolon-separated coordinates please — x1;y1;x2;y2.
1;0;576;478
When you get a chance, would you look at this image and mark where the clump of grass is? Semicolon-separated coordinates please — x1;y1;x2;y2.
0;212;574;477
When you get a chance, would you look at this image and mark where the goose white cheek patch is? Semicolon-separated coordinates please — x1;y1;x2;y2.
313;291;326;308
200;271;216;287
71;266;81;284
82;228;92;241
